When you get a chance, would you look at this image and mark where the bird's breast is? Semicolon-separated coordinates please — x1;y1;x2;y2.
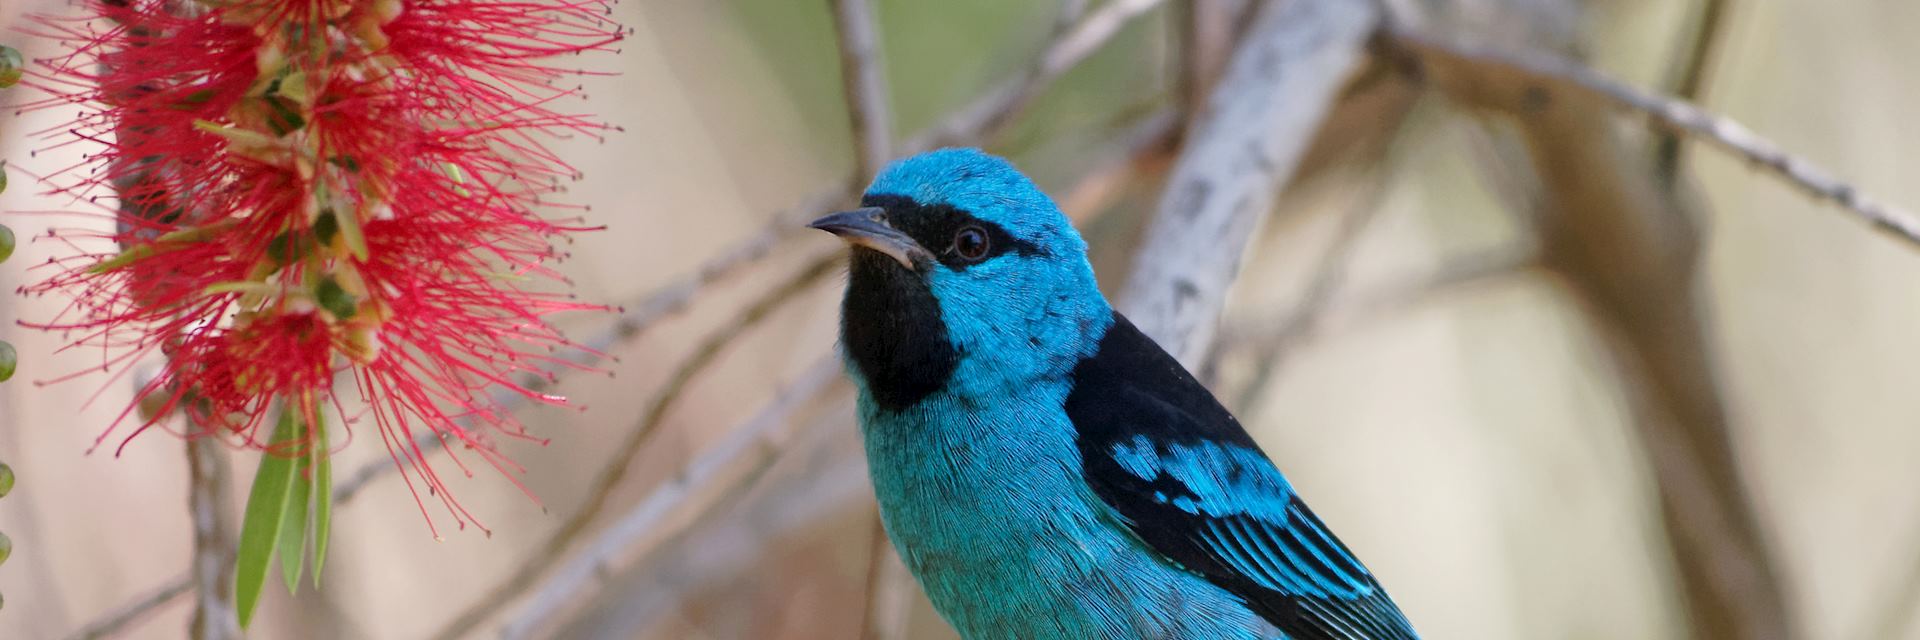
858;393;1275;640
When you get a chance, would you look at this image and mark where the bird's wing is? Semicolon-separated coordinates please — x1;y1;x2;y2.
1064;313;1418;640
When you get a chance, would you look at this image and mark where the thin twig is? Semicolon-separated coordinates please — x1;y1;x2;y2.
1654;0;1732;181
1173;0;1244;126
1118;0;1380;365
1209;159;1396;406
829;0;895;180
497;354;844;638
913;0;1168;150
1389;20;1796;639
63;570;194;640
1214;243;1540;389
1056;108;1181;220
539;404;867;637
1385;26;1920;252
430;254;839;640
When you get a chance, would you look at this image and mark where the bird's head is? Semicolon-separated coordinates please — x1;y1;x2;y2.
811;148;1111;411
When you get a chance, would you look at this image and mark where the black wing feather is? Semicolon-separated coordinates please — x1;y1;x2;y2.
1065;313;1418;640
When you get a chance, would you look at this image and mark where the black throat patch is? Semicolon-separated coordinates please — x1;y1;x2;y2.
841;247;958;412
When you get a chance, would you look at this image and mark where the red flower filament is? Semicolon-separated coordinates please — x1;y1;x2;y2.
14;0;624;534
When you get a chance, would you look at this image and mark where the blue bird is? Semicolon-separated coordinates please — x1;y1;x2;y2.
810;148;1418;640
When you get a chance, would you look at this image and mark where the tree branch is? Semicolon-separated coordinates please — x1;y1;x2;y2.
183;437;238;640
496;354;844;638
539;411;869;638
64;581;192;640
1654;0;1733;181
1382;21;1797;640
914;0;1168;150
430;255;838;640
829;0;895;180
1384;26;1920;252
1117;0;1379;363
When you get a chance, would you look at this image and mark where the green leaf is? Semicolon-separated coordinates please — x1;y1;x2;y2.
311;413;332;586
278;417;311;595
235;410;301;629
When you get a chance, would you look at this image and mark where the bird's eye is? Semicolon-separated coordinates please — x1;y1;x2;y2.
952;226;990;261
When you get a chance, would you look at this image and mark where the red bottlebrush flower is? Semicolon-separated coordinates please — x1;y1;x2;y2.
13;0;624;535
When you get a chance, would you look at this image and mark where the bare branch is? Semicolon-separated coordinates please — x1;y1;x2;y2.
1205;158;1395;403
1215;243;1540;402
1173;0;1246;125
1118;0;1379;364
183;437;238;640
1384;20;1797;640
429;253;837;640
829;0;895;180
63;575;193;640
913;0;1169;150
1654;0;1733;180
497;355;844;638
1385;26;1920;252
1056;108;1181;219
540;411;868;637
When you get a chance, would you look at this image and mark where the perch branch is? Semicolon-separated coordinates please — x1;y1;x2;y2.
497;354;844;638
1385;26;1920;252
1117;0;1379;364
830;0;895;180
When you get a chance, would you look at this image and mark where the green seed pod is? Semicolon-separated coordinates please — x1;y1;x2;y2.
0;341;14;383
0;463;12;498
0;223;14;264
0;45;22;89
0;531;11;567
0;160;9;195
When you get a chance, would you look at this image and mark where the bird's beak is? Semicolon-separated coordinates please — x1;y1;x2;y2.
808;207;932;269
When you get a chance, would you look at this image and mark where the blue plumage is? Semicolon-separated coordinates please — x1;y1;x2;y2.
812;148;1417;640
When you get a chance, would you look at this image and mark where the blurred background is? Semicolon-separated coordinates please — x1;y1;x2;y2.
3;0;1920;638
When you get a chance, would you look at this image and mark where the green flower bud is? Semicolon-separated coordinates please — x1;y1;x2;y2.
0;531;12;567
0;341;14;383
0;223;14;264
0;463;12;498
0;45;22;89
